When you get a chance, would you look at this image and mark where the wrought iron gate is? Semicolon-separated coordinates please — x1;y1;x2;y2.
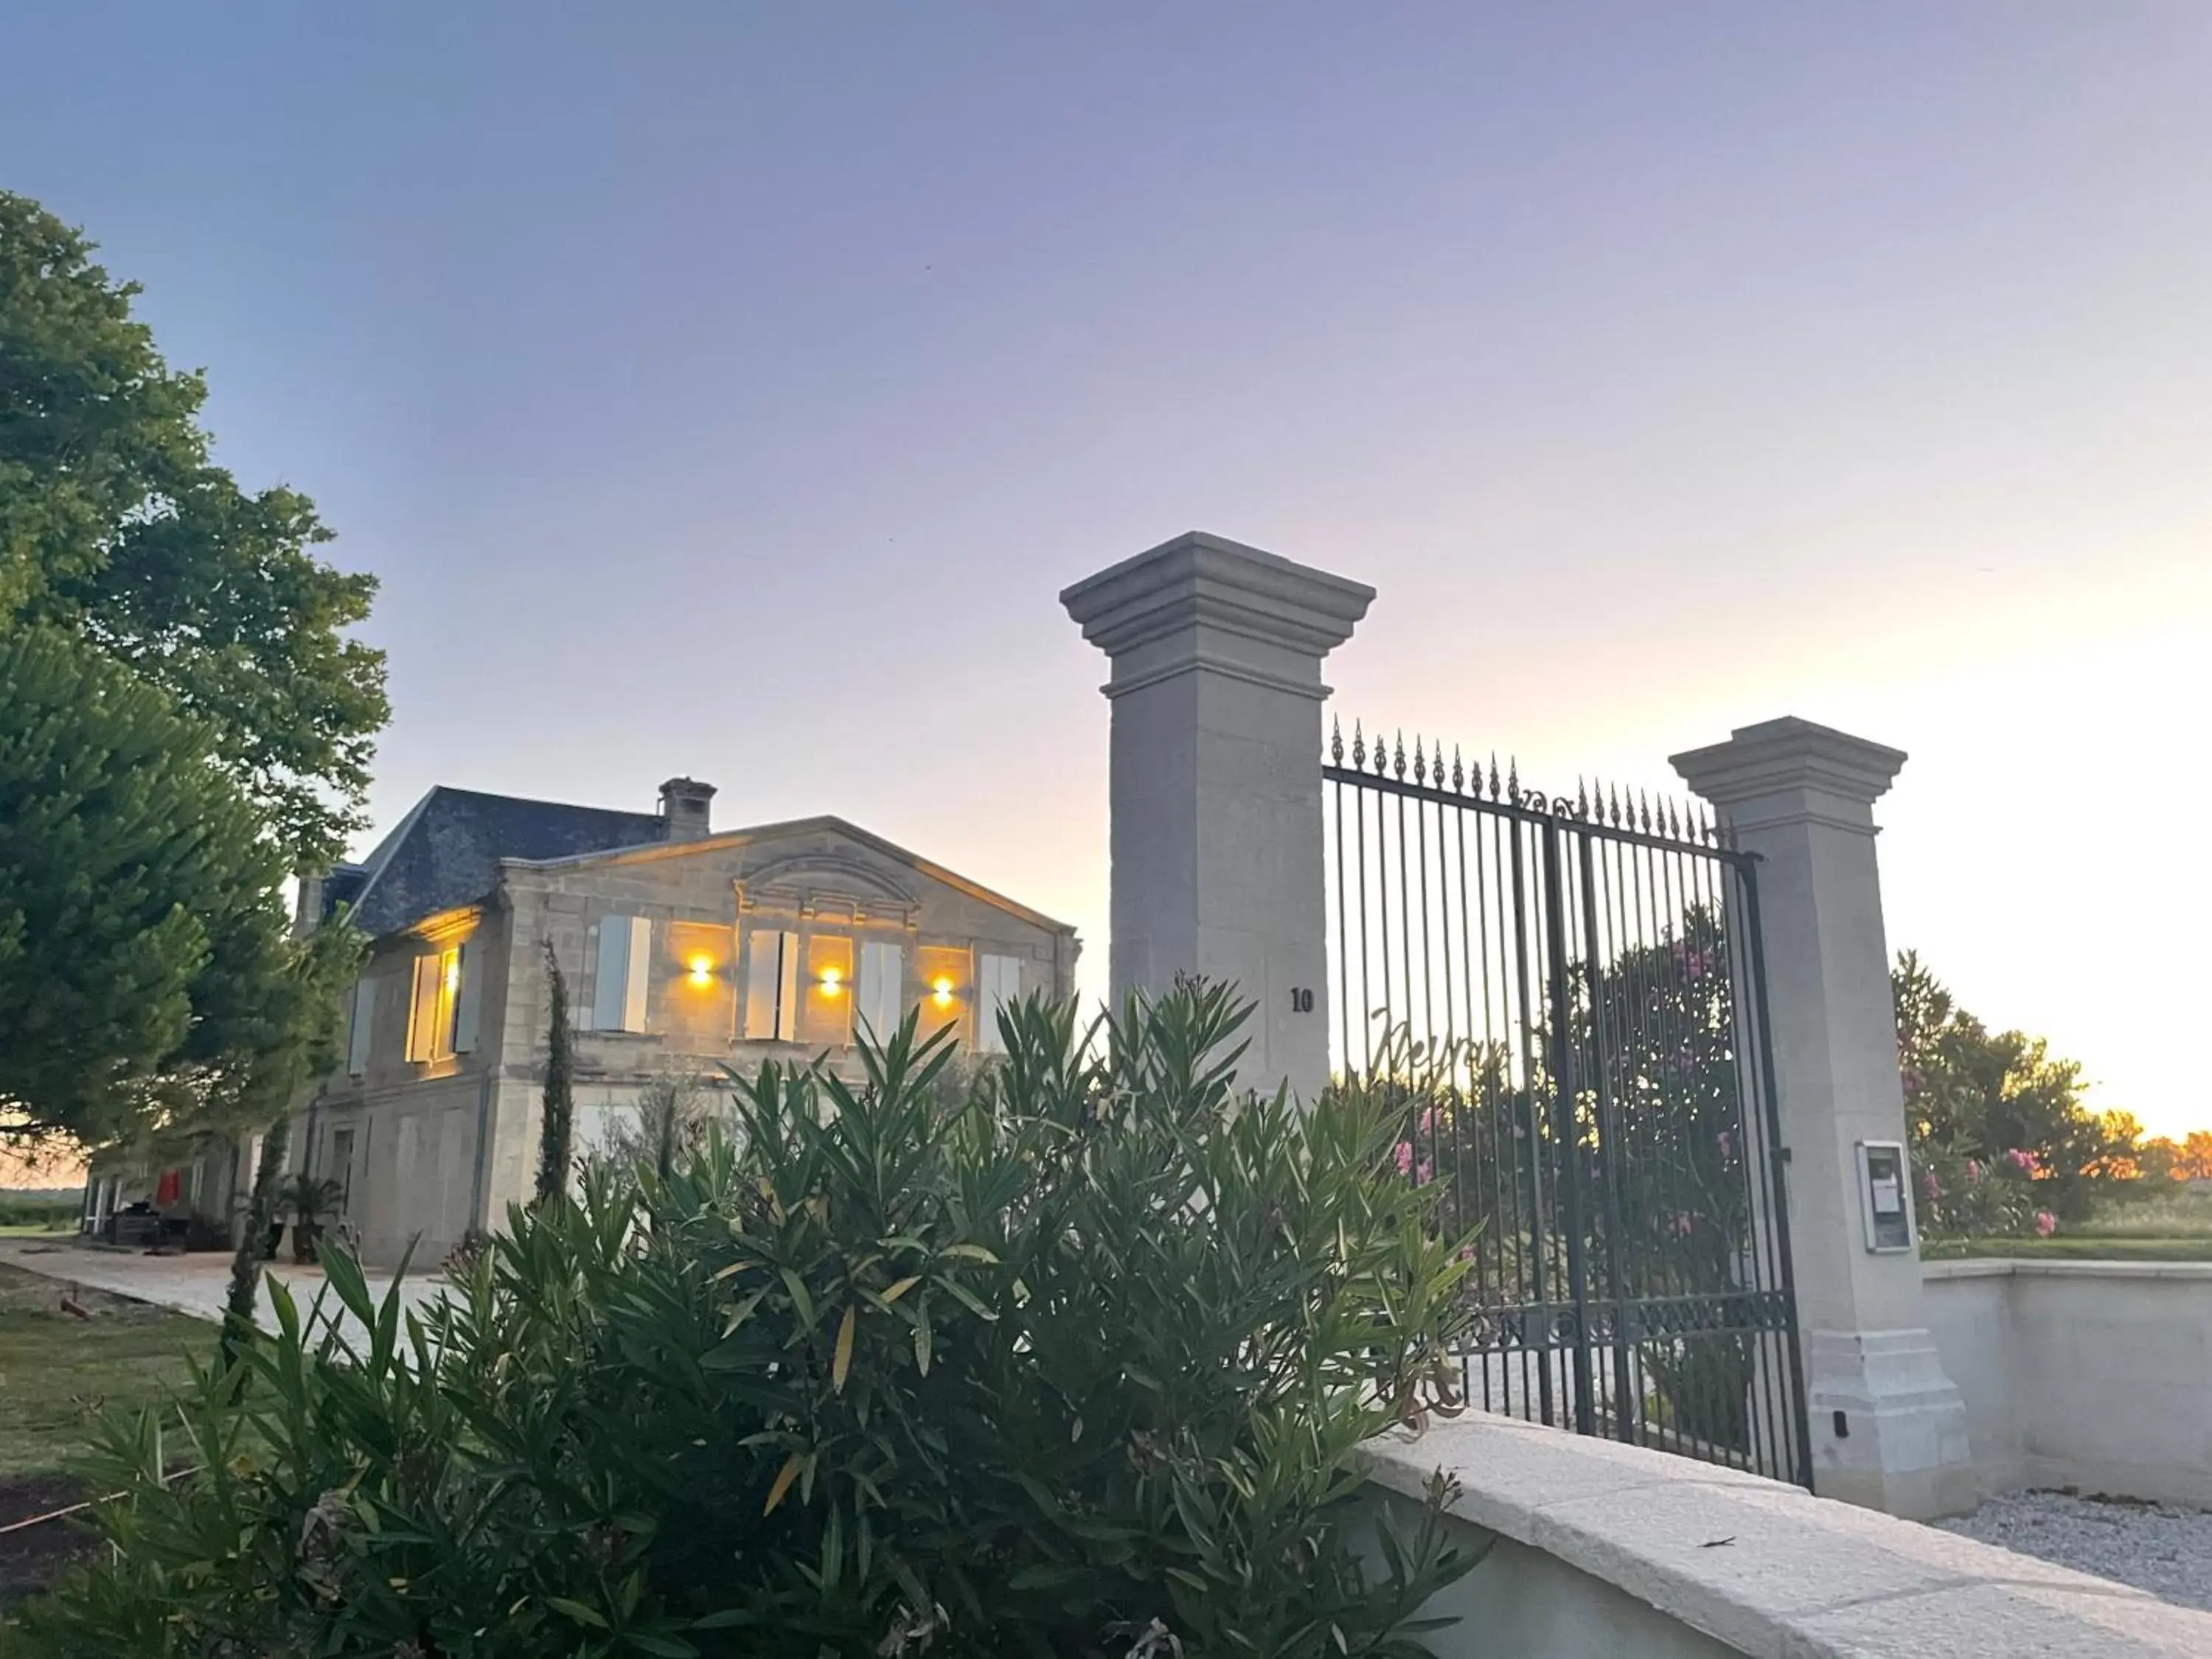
1324;722;1812;1487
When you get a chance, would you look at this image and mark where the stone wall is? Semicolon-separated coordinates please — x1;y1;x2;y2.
1364;1413;2212;1657
1923;1259;2212;1505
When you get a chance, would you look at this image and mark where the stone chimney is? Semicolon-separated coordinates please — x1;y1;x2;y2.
658;776;716;841
292;869;327;938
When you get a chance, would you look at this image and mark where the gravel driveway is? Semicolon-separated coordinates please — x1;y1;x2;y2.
1938;1489;2212;1612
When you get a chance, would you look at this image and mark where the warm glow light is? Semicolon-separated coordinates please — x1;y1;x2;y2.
686;955;715;987
819;966;844;995
443;961;461;992
931;975;955;1006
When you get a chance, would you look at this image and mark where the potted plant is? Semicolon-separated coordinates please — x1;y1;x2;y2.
279;1175;345;1264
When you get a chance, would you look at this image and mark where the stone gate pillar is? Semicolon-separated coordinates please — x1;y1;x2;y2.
1672;717;1974;1520
1061;532;1372;1103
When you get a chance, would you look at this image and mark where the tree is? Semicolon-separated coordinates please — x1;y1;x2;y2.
1;189;381;1175
0;626;358;1148
220;1116;292;1367
2180;1132;2212;1183
533;944;575;1206
2138;1136;2182;1184
1891;950;2128;1221
1388;903;1770;1451
588;1064;715;1187
1;189;386;869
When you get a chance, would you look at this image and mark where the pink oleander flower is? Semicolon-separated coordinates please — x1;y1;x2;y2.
1416;1107;1439;1137
1966;1158;1982;1180
1394;1141;1415;1177
1922;1170;1944;1200
1716;1130;1733;1159
1415;1158;1435;1186
1670;1211;1694;1237
2006;1148;2036;1174
2034;1210;2057;1238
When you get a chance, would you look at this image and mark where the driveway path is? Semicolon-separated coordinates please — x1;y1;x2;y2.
0;1237;448;1348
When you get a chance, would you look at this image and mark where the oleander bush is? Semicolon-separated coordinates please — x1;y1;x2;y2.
9;984;1481;1658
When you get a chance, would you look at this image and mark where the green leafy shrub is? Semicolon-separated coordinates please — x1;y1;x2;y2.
10;984;1481;1657
1912;1144;2034;1239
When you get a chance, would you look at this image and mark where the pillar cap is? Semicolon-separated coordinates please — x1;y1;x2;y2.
1669;716;1907;807
1060;531;1374;672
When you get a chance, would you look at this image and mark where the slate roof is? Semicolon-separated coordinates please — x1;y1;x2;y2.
340;787;667;937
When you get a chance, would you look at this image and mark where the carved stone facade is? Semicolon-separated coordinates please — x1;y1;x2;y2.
299;806;1075;1267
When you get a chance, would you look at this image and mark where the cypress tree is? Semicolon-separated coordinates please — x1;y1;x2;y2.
218;1115;291;1369
535;943;575;1206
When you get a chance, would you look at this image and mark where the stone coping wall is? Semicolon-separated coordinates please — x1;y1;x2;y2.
1922;1258;2212;1504
1363;1412;2212;1657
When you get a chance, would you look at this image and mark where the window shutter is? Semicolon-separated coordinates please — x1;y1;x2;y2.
745;928;801;1041
775;931;800;1041
743;928;802;1041
406;956;442;1062
589;920;621;1032
620;917;651;1032
451;942;481;1054
347;979;375;1075
858;941;902;1044
978;953;1020;1054
743;929;776;1040
593;915;651;1033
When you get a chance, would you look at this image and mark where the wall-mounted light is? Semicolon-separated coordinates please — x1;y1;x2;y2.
818;966;844;995
687;954;716;987
931;975;956;1007
443;960;462;993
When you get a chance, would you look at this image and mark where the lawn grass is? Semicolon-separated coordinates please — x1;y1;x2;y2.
1920;1235;2212;1262
0;1262;209;1480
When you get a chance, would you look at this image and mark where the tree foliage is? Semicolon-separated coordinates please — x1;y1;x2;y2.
0;189;380;1154
0;626;358;1148
13;987;1482;1658
588;1065;717;1188
1892;950;2128;1224
1;189;386;869
535;943;577;1206
1378;902;1772;1453
2138;1130;2212;1184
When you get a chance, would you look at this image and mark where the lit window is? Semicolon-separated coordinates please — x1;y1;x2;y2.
406;942;478;1062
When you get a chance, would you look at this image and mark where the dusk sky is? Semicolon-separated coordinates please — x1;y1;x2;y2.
6;4;2207;1133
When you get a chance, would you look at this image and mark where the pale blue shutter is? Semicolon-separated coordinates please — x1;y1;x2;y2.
620;917;650;1032
451;942;481;1054
978;954;1020;1054
592;917;650;1032
858;942;902;1044
745;928;801;1041
347;979;375;1075
590;920;625;1031
406;956;442;1062
774;931;800;1041
744;928;779;1039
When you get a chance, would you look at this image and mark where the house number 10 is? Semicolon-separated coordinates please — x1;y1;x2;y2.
1289;987;1315;1013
